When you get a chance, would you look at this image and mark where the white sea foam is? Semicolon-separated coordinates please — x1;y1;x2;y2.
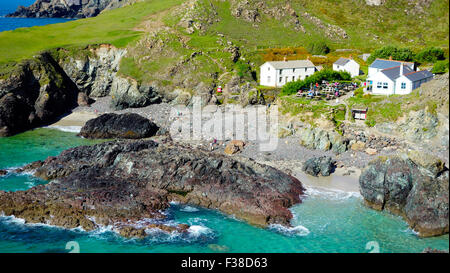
45;125;82;133
188;225;213;237
180;206;200;212
269;224;310;236
303;186;361;201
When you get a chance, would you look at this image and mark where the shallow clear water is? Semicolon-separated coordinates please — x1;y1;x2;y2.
0;1;73;32
0;128;448;253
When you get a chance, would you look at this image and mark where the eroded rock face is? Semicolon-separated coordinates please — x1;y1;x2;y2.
0;139;305;236
57;45;127;98
78;113;159;139
110;77;162;110
0;53;78;136
7;0;131;18
359;154;449;237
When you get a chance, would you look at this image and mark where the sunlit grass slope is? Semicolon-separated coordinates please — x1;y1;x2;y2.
0;0;183;63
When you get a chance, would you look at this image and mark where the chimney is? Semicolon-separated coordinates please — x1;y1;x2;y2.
349;55;353;59
400;62;404;76
389;56;393;61
283;56;287;62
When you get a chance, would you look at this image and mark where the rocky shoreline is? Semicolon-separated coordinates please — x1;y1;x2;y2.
360;152;449;237
0;138;306;238
6;0;132;19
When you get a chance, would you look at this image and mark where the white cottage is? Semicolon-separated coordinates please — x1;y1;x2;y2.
368;63;433;95
260;59;317;87
333;57;360;77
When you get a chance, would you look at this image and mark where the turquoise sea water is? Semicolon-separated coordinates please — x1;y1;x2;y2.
0;128;448;253
0;1;72;32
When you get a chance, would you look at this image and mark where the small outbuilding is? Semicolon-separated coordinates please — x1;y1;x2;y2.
351;107;368;120
333;57;360;78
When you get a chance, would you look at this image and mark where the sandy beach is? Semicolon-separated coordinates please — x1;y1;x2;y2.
46;111;99;132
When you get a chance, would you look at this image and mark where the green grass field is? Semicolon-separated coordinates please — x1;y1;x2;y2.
0;0;184;63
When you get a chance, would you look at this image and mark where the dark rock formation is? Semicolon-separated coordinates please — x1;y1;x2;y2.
302;156;336;177
0;53;78;137
110;78;162;110
359;152;449;237
7;0;131;19
78;113;159;139
422;247;449;253
0;170;7;176
0;139;305;236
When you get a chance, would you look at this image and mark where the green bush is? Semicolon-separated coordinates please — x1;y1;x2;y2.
415;47;445;63
306;41;330;55
432;60;449;74
367;46;414;64
354;87;364;98
281;69;351;95
235;60;252;78
365;119;376;127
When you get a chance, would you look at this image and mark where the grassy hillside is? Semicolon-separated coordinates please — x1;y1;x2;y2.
0;0;184;63
0;0;448;94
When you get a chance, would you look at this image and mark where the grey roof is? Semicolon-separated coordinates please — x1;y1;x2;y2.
266;60;316;69
370;59;414;70
381;65;414;81
404;70;434;82
334;57;351;66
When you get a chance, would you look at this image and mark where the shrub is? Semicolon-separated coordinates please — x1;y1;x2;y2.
432;60;449;74
367;46;414;64
415;47;445;64
235;60;252;78
354;88;364;98
306;41;330;55
365;119;376;127
281;69;351;95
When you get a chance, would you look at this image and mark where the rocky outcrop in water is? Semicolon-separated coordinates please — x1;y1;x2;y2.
7;0;131;18
79;113;159;139
0;53;78;137
359;152;449;237
0;139;305;236
302;156;335;177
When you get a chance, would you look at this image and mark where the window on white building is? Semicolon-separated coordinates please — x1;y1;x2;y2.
377;82;382;88
383;83;388;89
401;82;406;89
268;67;270;71
279;77;282;83
293;69;295;73
268;76;271;82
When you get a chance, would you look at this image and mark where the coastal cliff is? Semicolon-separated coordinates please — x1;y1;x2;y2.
7;0;133;18
359;152;449;237
0;52;78;136
0;44;162;136
0;139;305;236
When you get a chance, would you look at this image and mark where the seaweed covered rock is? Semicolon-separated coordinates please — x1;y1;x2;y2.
359;153;449;237
78;113;159;139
